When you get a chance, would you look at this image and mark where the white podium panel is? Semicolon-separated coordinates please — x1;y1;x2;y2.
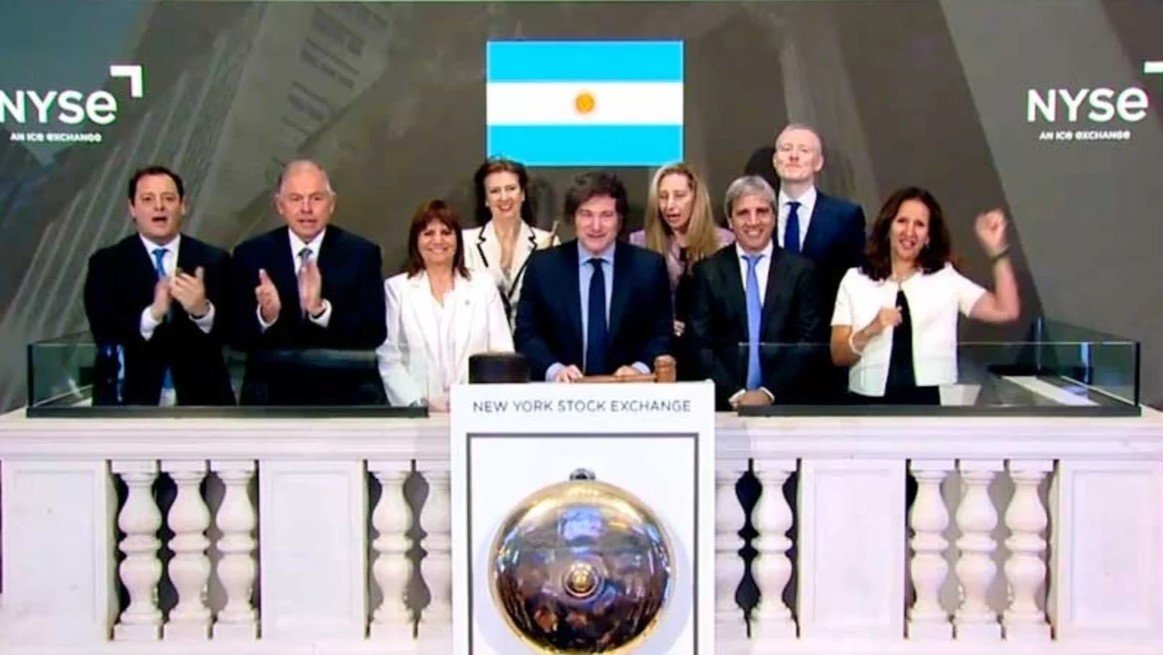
1052;459;1163;640
450;382;716;655
0;459;114;643
259;460;367;640
798;458;907;639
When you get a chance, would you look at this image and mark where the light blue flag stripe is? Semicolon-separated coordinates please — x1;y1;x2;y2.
487;125;683;167
487;41;683;83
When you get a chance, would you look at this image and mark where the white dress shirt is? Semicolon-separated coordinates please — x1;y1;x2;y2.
137;234;215;340
831;264;986;396
258;228;332;329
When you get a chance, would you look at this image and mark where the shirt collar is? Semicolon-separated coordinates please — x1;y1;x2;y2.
778;185;817;210
289;228;326;257
736;239;774;261
578;240;615;265
139;233;180;255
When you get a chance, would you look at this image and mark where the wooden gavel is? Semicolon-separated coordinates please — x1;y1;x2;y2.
575;355;677;384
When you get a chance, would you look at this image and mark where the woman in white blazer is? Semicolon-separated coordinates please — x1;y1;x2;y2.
378;200;513;410
463;158;558;327
830;187;1020;404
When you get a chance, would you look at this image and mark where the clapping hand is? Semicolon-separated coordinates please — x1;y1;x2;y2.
255;268;282;323
298;258;324;316
171;266;209;317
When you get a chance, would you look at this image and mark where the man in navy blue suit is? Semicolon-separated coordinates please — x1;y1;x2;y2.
745;123;866;311
515;171;672;382
230;160;386;405
746;124;866;401
84;165;235;406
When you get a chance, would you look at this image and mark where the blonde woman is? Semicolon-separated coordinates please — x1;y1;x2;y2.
629;163;733;378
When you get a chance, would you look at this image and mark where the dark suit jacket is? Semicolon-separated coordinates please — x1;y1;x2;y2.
744;147;866;310
230;225;387;405
83;233;235;405
514;240;672;380
688;244;822;410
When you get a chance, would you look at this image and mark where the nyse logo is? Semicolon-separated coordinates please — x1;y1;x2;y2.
1027;61;1162;124
0;65;143;127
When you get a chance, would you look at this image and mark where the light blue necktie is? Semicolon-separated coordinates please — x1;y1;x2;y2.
784;201;801;253
151;248;174;394
744;253;763;390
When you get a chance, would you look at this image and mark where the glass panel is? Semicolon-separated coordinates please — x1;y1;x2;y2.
729;320;1139;416
26;333;426;417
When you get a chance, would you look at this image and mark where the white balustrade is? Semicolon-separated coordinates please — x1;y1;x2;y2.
750;458;796;640
0;411;1161;654
715;459;749;644
368;460;415;640
953;459;1003;641
112;460;163;641
418;465;452;644
161;460;212;640
1003;460;1053;640
907;459;954;639
209;459;257;641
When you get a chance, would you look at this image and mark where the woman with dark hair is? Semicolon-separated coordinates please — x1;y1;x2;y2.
378;200;512;410
464;158;559;326
830;187;1019;404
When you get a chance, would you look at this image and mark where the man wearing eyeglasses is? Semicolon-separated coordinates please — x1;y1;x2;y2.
230;159;387;405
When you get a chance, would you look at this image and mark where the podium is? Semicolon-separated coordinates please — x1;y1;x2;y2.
450;381;716;654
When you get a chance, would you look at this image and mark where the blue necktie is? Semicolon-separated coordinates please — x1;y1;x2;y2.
744;253;763;390
585;258;608;375
784;201;801;253
151;248;174;394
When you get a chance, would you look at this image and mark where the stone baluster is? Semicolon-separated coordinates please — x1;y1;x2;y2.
715;460;748;643
907;460;954;639
418;466;451;642
162;460;211;640
750;458;797;640
112;460;163;641
1003;460;1053;641
368;460;415;640
210;460;258;640
954;460;1003;640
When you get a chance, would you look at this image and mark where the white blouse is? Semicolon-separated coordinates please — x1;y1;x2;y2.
831;264;985;396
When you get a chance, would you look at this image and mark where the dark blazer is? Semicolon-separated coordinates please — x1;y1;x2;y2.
230;225;387;405
83;234;235;405
688;243;822;410
744;148;866;310
514;240;672;381
801;192;866;312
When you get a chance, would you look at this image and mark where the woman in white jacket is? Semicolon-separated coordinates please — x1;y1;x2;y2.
830;187;1019;404
377;200;513;410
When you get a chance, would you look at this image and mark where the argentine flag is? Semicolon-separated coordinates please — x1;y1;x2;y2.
486;40;684;167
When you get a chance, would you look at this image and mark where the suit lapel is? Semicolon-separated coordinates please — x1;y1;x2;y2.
269;228;302;318
561;244;584;348
717;247;748;335
408;273;441;366
476;222;498;269
127;237;161;308
607;242;631;344
802;194;831;258
450;277;476;371
760;248;787;334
